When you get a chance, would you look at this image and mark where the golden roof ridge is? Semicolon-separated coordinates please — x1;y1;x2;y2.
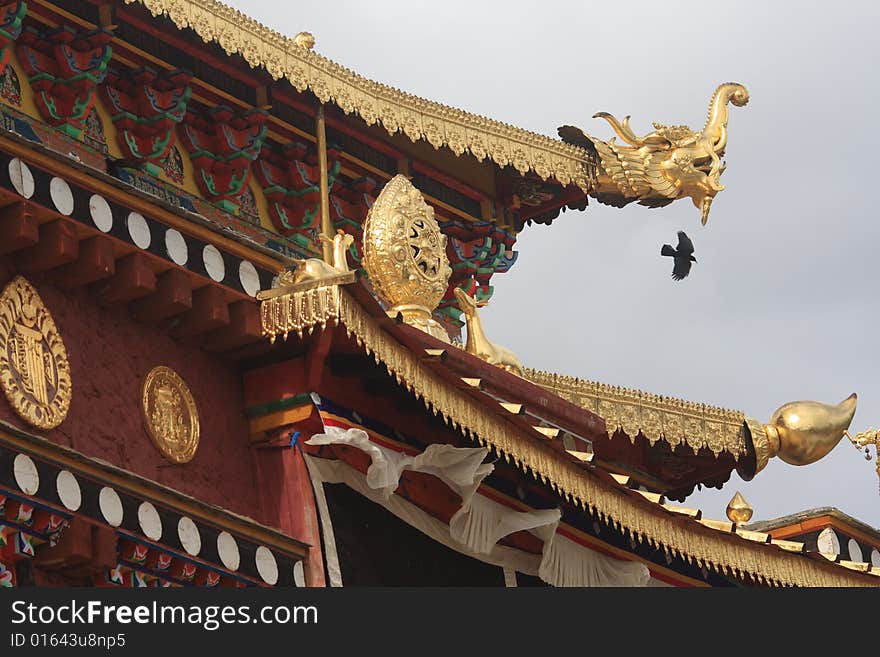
127;0;597;190
523;367;745;418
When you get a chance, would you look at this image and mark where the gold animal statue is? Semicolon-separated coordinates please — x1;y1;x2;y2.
454;287;524;376
277;229;355;289
559;82;749;225
764;394;857;466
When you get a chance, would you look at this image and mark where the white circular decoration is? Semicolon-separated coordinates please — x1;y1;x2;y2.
293;560;305;587
177;516;201;556
8;158;34;198
847;538;863;563
871;548;880;568
817;527;840;555
165;228;188;265
13;454;39;495
202;244;225;282
56;470;81;511
217;531;240;571
99;487;124;527
238;260;260;297
137;502;163;541
49;177;74;215
89;194;113;232
127;212;151;249
255;546;278;585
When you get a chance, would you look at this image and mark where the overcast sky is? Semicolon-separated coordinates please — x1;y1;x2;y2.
227;0;880;529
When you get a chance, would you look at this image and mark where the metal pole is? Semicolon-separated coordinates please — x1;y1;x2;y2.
316;104;332;263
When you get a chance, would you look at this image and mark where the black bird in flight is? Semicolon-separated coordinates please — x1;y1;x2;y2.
661;231;697;281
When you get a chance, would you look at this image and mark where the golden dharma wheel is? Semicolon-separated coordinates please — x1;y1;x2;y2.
362;175;452;342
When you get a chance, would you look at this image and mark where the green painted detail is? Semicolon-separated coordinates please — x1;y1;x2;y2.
57;123;82;139
245;392;314;419
215;199;239;214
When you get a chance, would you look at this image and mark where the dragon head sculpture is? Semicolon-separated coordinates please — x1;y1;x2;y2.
559;82;749;225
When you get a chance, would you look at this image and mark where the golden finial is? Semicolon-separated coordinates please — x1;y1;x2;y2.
725;491;753;526
294;31;315;50
844;428;880;493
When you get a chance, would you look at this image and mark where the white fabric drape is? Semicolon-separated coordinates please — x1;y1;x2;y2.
304;428;651;587
306;427;493;501
302;451;344;587
538;532;650;587
450;491;561;555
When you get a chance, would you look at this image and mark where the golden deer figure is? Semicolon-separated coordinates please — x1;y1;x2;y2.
278;230;355;288
454;288;524;376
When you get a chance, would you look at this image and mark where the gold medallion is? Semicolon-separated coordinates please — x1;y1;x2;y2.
0;276;72;430
141;366;199;464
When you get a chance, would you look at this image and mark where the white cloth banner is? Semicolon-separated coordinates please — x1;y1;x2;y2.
306;427;493;501
538;532;650;587
305;427;651;587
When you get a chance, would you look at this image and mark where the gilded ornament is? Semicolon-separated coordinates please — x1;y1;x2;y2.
141;366;200;464
454;288;524;376
293;31;315;50
0;276;72;430
725;491;753;526
362;175;452;342
560;83;749;224
524;369;749;458
844;428;880;490
765;394;857;466
268;229;356;293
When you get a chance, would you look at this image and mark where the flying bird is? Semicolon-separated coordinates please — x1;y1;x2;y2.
661;231;697;281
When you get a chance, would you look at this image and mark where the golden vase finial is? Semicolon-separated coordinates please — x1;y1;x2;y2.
362;175;452;342
726;491;753;526
766;394;857;466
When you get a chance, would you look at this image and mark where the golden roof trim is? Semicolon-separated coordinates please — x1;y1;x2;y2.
127;0;597;190
524;368;748;458
258;285;877;586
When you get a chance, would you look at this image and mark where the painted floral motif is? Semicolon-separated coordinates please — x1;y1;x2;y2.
0;63;20;106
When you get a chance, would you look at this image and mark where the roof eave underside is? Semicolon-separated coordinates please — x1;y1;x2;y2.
125;0;596;191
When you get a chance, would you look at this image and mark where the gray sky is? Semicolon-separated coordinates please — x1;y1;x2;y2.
227;0;880;528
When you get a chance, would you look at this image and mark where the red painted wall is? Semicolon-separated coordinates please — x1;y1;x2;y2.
0;275;260;519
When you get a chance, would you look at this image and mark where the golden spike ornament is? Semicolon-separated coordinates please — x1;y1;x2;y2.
725;491;753;526
453;288;525;377
559;83;749;225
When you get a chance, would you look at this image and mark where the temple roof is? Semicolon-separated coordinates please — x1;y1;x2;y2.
254;277;880;585
748;507;880;543
127;0;596;192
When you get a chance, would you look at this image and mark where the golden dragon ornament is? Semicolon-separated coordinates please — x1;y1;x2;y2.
559;83;749;225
